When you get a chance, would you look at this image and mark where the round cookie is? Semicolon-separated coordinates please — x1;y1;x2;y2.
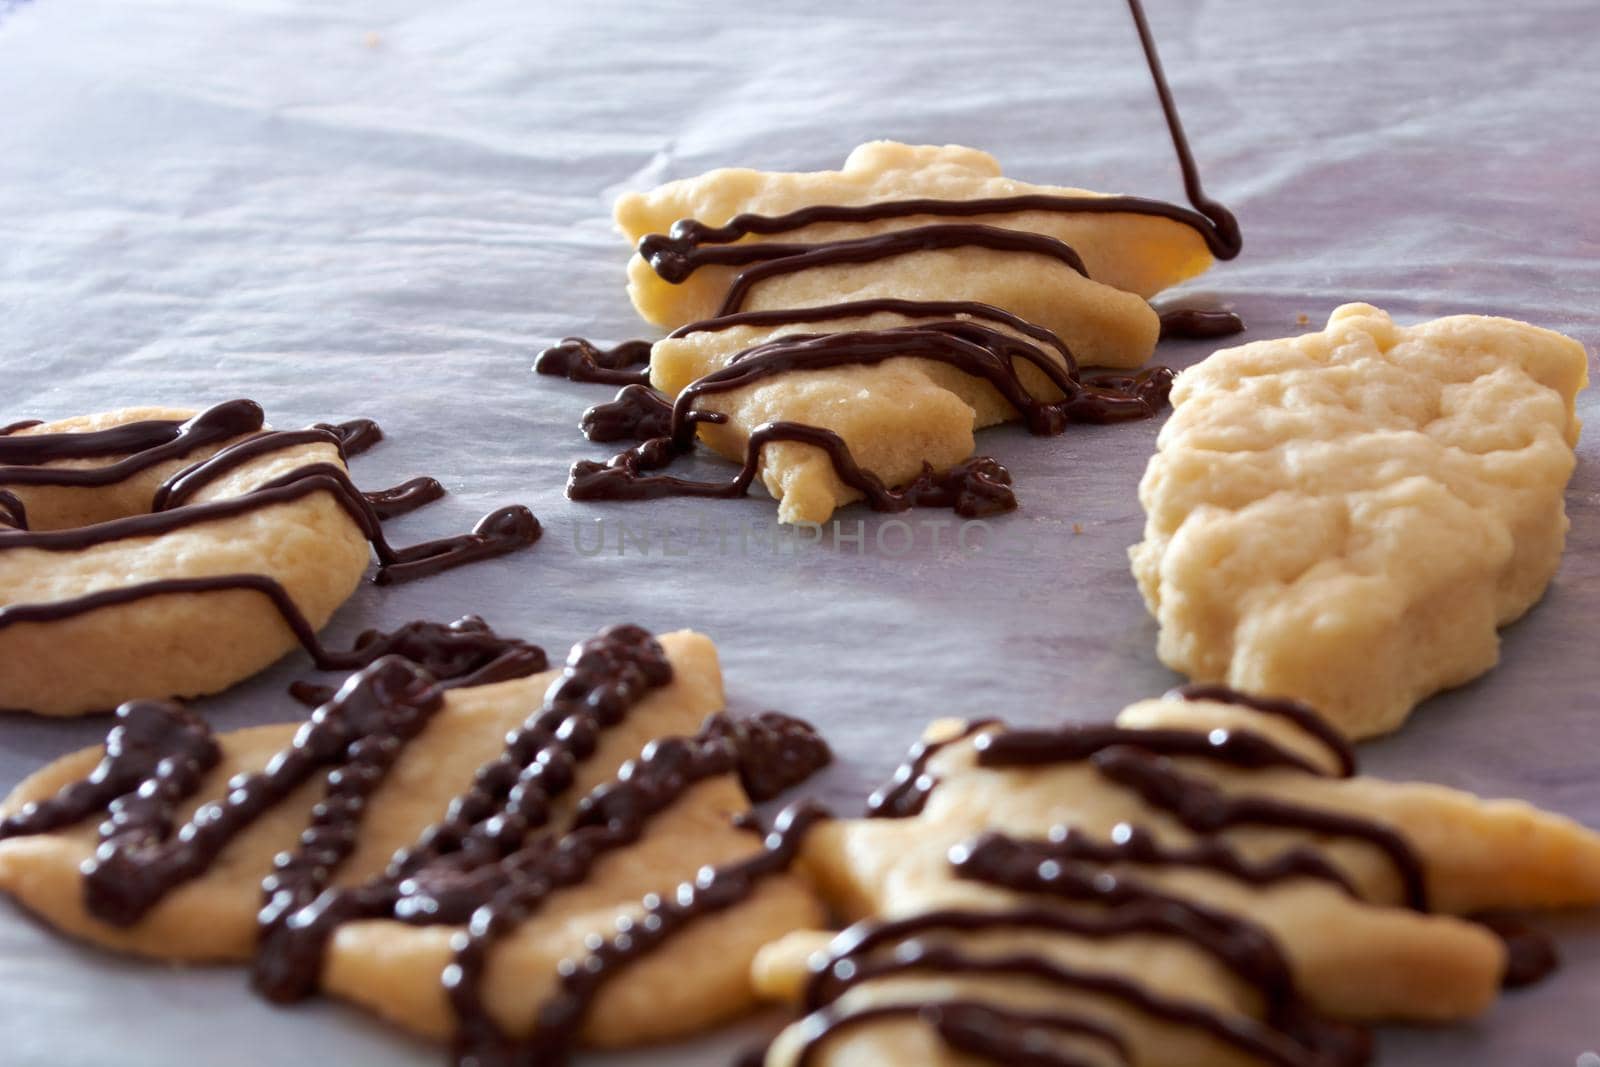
0;403;372;716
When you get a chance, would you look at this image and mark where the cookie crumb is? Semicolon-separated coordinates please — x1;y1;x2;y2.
364;31;383;48
1296;313;1310;326
1072;523;1084;535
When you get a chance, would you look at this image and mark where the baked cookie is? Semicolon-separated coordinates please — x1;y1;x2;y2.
0;627;832;1064
552;4;1244;527
566;138;1240;525
1131;304;1588;738
616;141;1221;368
0;400;539;716
752;687;1600;1066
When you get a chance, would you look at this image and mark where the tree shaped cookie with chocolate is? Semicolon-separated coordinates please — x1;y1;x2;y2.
751;687;1600;1066
565;140;1239;524
0;626;832;1065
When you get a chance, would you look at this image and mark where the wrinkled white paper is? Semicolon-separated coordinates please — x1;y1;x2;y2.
1;0;1597;1063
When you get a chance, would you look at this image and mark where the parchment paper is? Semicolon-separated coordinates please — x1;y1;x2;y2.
1;0;1597;1063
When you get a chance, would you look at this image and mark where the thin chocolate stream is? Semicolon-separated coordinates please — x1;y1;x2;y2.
448;802;830;1067
569;422;1018;518
637;0;1241;282
1;419;43;435
534;338;653;387
791;1001;1128;1067
1158;307;1245;340
865;718;999;818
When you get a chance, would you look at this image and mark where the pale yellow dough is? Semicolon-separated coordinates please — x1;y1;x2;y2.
0;631;824;1051
651;310;1070;526
756;694;1600;1067
616;140;1209;366
0;407;371;717
1131;304;1589;738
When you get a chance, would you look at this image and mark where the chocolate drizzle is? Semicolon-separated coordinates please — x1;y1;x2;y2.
796;910;1367;1067
535;338;653;386
444;762;829;1067
1171;684;1357;777
315;418;383;457
0;402;541;713
0;489;25;530
0;399;265;487
1;419;43;435
828;686;1464;1066
650;223;1090;318
570;422;1018;518
865;718;998;818
973;723;1334;778
791;1002;1129;1067
569;317;1173;515
0;701;219;843
0;623;833;1067
287;615;548;707
1158;307;1245;340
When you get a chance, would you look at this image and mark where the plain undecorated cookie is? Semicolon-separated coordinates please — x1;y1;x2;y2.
1131;304;1588;738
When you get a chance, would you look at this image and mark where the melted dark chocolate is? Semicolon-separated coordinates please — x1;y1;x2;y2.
0;489;25;530
1;419;43;435
791;1001;1127;1067
535;338;653;387
1171;683;1357;777
643;223;1089;318
1473;913;1560;989
0;399;264;487
974;722;1332;777
0;401;539;715
570;422;1018;518
1158;307;1246;340
287;615;548;707
450;801;829;1067
361;476;449;521
798;917;1366;1067
315;418;383;457
1087;747;1428;911
254;625;677;1001
865;718;998;818
581;384;674;444
0;701;218;842
1012;823;1358;899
